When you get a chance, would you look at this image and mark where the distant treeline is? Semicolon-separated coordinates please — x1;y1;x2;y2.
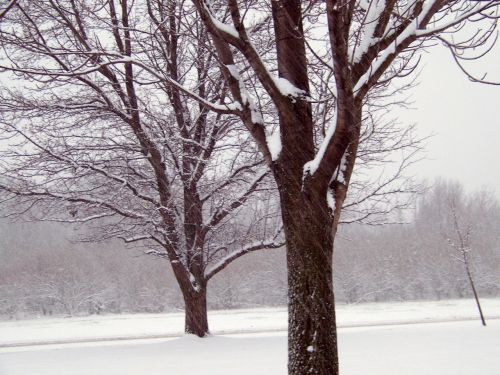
1;179;498;319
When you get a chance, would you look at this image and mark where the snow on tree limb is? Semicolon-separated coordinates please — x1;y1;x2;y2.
205;235;285;280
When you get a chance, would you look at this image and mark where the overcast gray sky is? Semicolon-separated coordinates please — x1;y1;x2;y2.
396;44;500;198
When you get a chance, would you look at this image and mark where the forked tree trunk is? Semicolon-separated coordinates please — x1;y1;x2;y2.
182;286;209;337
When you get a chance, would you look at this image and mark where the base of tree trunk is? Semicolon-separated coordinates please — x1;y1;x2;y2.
183;288;209;337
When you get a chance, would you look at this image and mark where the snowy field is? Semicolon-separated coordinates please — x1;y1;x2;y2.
0;299;499;374
2;298;499;347
1;321;499;375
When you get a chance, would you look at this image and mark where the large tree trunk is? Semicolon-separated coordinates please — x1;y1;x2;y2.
169;249;210;337
283;195;338;374
275;159;339;375
182;286;209;337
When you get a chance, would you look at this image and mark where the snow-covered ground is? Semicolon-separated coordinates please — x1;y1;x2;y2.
1;298;499;347
1;321;499;375
0;299;499;374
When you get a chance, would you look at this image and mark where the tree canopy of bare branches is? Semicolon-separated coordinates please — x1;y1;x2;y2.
185;1;499;373
0;0;284;337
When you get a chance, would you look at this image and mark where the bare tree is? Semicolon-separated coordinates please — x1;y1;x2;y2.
184;1;500;373
421;181;492;326
447;198;486;326
0;0;284;337
416;179;499;309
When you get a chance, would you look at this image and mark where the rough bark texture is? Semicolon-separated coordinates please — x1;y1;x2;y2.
278;180;338;374
183;286;209;336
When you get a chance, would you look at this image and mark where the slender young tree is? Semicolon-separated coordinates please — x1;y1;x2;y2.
419;180;492;326
447;197;487;326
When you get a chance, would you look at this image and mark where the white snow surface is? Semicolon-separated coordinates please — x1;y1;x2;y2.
1;298;499;348
225;64;263;125
303;109;338;178
266;128;282;161
327;187;336;211
272;76;306;98
1;299;499;375
207;11;239;39
351;0;386;63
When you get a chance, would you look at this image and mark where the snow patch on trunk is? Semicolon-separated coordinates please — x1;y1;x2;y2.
303;110;338;178
266;129;282;161
327;188;336;211
225;64;263;125
272;77;306;98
